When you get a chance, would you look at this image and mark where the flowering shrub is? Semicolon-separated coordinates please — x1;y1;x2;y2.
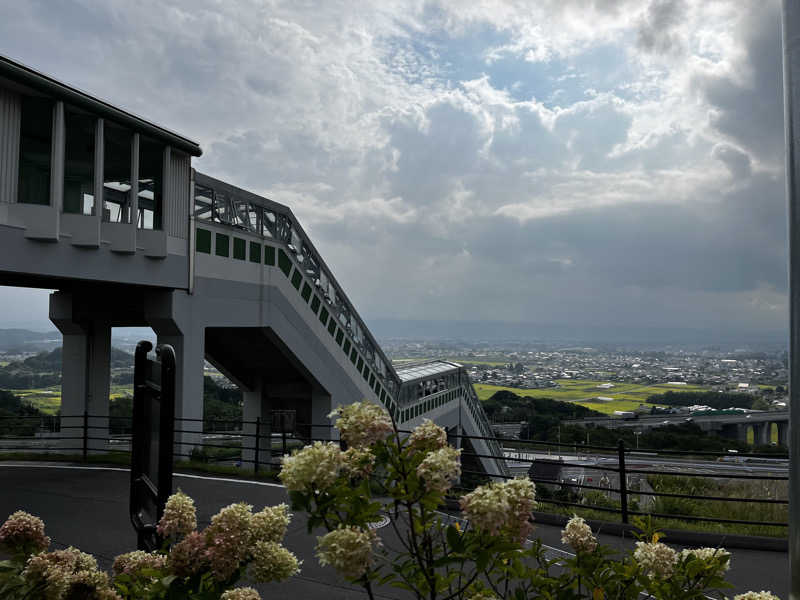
282;400;779;600
0;493;299;599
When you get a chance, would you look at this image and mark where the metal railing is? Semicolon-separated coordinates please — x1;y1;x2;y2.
3;414;784;533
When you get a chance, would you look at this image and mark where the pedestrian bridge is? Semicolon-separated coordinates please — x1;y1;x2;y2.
0;55;507;478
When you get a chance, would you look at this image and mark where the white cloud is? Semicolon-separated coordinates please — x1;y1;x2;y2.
0;0;788;336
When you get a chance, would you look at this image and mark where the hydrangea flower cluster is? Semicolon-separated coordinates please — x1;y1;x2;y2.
342;446;377;479
250;503;291;544
678;547;731;572
168;531;207;578
111;550;167;576
416;446;462;494
0;510;50;557
249;541;301;582
205;502;257;581
156;490;197;538
460;478;535;540
221;588;262;600
733;592;781;600
633;541;678;579
280;441;343;492
328;402;393;448
24;546;120;600
408;419;448;453
316;526;377;580
560;516;597;554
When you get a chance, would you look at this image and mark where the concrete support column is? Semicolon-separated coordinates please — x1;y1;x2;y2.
759;422;774;446
311;388;332;442
50;292;110;454
779;422;791;448
146;290;205;461
737;424;749;444
156;328;204;461
242;378;271;470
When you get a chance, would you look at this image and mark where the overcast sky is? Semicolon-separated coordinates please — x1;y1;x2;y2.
0;0;789;338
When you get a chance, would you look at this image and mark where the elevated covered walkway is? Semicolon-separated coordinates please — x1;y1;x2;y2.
0;54;506;478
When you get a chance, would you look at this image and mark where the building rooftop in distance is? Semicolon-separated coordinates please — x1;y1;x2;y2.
396;359;462;383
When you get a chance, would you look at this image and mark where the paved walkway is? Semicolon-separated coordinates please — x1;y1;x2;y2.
0;463;789;599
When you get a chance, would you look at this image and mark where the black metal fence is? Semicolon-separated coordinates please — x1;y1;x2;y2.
0;414;789;534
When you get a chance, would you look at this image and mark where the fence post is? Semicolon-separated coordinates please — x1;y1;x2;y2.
281;413;287;457
82;410;88;461
254;417;261;474
617;439;629;524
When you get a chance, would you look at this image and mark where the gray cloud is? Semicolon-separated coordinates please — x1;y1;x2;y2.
0;1;790;338
637;0;688;55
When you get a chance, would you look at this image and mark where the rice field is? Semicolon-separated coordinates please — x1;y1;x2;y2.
473;380;709;415
12;384;133;415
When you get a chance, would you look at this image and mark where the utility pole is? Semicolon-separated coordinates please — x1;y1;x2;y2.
781;3;800;596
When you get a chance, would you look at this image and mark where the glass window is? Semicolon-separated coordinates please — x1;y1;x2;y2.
138;136;163;230
103;122;132;223
18;96;52;205
63;109;95;215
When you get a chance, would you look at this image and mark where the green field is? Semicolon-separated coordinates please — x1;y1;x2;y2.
473;380;709;415
12;384;133;415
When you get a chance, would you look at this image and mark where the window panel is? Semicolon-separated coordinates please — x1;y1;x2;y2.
103;122;132;222
63;109;95;215
138;136;163;229
18;96;52;205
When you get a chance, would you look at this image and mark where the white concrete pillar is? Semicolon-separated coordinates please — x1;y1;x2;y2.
156;328;204;461
242;378;271;470
51;292;110;454
311;388;332;442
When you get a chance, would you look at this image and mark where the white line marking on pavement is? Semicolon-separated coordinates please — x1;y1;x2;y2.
0;463;284;488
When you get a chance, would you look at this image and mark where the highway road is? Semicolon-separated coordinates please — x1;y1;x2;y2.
0;462;789;598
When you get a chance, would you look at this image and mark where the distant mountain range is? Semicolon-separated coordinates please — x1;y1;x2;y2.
0;329;61;353
368;319;787;349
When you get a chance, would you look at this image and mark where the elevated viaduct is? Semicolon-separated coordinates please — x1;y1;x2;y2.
0;55;506;477
564;410;790;446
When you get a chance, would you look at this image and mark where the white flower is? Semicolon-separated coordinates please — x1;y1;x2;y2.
316;526;377;580
408;419;448;453
561;516;597;554
280;441;343;492
678;546;730;572
416;446;461;494
249;541;301;582
221;588;262;600
250;504;291;544
733;592;781;600
329;402;393;448
157;491;197;538
634;541;678;579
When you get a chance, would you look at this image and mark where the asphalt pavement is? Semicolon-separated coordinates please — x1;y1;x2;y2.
0;463;789;599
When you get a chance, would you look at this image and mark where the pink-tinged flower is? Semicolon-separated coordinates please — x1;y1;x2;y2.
250;504;291;544
279;441;343;492
316;526;377;580
0;510;50;556
634;541;678;579
168;531;207;578
157;491;197;539
221;588;262;600
504;478;536;541
24;546;118;600
416;446;461;494
561;516;597;554
329;402;393;448
460;483;510;536
342;447;377;479
111;550;167;577
249;541;301;582
408;419;448;454
204;502;253;581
